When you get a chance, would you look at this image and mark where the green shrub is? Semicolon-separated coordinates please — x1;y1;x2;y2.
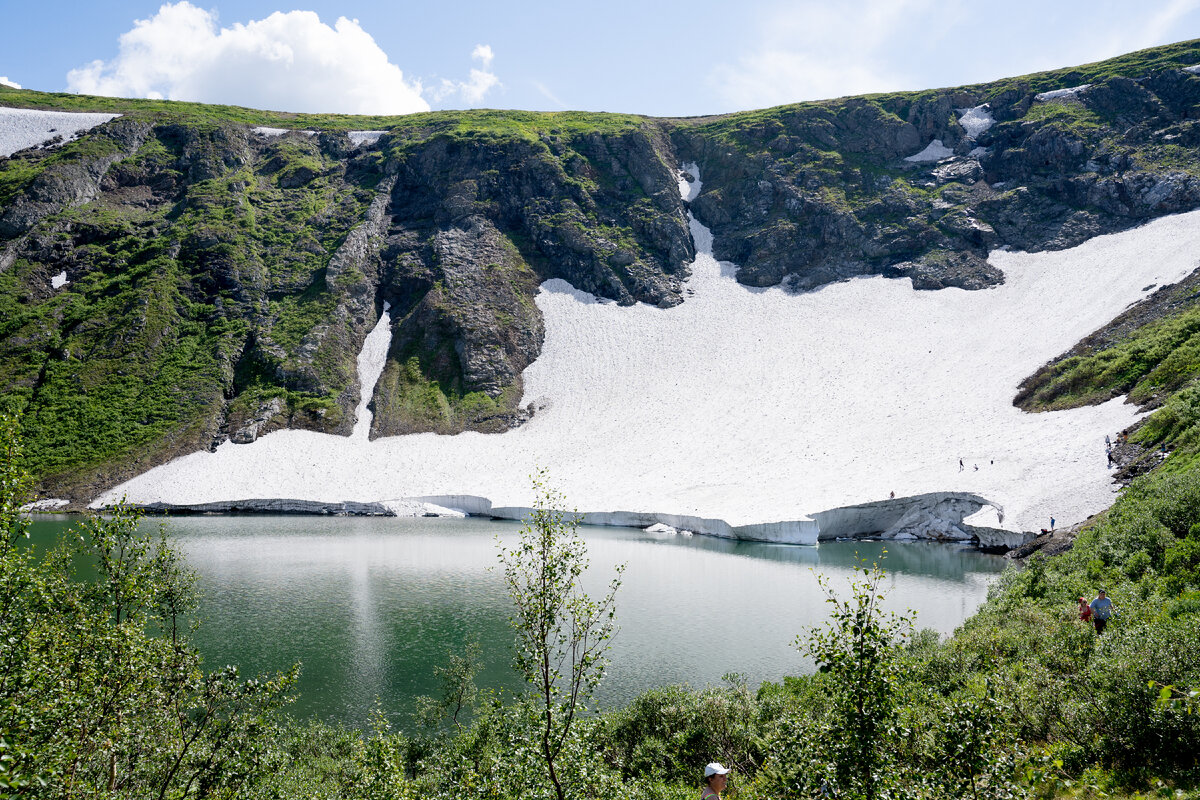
0;414;298;799
1164;538;1200;594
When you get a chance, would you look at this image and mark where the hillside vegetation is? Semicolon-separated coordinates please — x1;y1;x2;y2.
5;40;1200;502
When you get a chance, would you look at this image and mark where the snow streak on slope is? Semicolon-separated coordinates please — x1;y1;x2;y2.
352;302;392;440
97;165;1200;538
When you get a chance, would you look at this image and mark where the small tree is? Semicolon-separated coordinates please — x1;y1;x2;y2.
929;682;1024;800
498;471;623;800
797;557;913;800
416;638;483;731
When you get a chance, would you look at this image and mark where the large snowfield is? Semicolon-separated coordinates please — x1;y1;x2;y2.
92;163;1200;540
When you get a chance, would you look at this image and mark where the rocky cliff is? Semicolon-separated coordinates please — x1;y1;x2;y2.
3;39;1200;502
672;42;1200;291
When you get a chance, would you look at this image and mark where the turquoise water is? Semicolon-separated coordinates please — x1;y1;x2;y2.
27;515;1007;728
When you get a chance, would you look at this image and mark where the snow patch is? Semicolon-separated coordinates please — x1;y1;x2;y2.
50;270;68;289
94;166;1200;540
1184;65;1200;75
1035;84;1091;101
969;146;989;159
957;105;994;138
348;130;386;146
251;126;317;137
380;499;467;517
964;504;1003;528
0;107;119;158
352;302;392;440
21;498;69;511
679;162;702;202
904;139;955;163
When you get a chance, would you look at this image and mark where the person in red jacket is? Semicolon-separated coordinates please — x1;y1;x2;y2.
1078;596;1093;622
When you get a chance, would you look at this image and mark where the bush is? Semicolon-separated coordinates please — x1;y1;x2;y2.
596;677;767;785
0;413;297;799
1164;538;1200;593
1069;613;1200;776
795;561;914;800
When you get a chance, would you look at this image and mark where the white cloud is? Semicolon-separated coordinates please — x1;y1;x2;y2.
710;0;1200;112
428;44;501;107
0;77;21;89
65;2;429;115
707;0;955;109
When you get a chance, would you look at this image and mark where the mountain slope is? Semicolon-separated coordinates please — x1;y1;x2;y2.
4;40;1200;507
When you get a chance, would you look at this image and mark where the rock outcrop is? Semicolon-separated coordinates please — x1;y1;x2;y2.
670;54;1200;294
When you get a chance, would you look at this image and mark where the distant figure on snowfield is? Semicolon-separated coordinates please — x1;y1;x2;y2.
1089;589;1115;634
1050;517;1055;530
959;458;964;472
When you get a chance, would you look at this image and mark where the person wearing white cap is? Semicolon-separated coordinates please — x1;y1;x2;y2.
701;762;730;799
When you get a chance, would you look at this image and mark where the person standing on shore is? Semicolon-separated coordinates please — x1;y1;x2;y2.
1089;589;1115;634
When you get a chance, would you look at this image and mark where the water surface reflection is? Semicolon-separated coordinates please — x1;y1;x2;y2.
29;515;1007;727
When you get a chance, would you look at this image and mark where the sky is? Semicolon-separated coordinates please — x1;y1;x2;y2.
1;0;1199;117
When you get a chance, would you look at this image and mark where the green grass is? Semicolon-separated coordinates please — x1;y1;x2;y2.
0;85;651;140
373;354;502;433
1021;100;1108;133
1020;305;1200;414
0;121;380;486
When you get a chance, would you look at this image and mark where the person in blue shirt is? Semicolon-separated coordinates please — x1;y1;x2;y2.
1089;589;1116;634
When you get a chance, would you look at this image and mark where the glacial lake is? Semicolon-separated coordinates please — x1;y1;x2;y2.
27;515;1008;728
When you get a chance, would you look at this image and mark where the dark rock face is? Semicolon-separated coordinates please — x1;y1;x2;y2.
0;118;151;239
365;123;693;435
671;61;1200;293
372;213;546;435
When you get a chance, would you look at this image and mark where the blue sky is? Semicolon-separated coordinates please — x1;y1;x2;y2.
1;0;1199;117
